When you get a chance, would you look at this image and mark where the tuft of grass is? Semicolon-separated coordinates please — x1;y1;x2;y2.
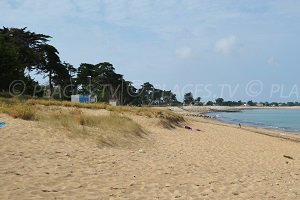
8;104;36;120
0;100;36;120
39;109;145;147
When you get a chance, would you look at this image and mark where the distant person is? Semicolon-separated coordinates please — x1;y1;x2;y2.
239;123;242;128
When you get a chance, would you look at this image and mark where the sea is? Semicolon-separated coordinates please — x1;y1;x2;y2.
207;109;300;133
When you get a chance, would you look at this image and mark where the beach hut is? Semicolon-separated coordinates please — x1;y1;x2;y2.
71;95;97;103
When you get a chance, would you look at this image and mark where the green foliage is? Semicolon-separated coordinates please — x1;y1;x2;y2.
247;100;256;106
183;92;194;105
37;44;63;96
194;97;203;106
0;27;178;105
206;101;214;106
0;27;50;91
215;98;224;106
221;100;243;106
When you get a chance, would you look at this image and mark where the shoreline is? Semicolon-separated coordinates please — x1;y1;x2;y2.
165;106;300;142
201;116;300;143
166;105;300;117
205;108;300;136
211;115;300;134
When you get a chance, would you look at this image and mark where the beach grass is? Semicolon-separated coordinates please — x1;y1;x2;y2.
0;97;184;146
0;97;184;125
0;96;146;146
38;108;145;147
0;100;36;120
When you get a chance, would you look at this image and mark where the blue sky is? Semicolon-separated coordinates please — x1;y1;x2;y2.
1;0;300;102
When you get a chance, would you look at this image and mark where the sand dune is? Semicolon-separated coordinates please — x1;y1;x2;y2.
0;110;299;199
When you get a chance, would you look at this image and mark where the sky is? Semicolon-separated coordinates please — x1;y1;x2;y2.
1;0;300;102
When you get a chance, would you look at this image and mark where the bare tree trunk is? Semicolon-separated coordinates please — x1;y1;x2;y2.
49;71;53;97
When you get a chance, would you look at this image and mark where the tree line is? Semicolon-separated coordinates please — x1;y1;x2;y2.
1;27;299;107
0;27;181;106
183;93;300;107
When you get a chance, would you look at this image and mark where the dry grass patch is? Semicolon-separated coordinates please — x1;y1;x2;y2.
27;98;185;126
6;104;36;120
0;99;36;120
38;109;146;147
27;99;109;109
0;97;183;147
0;97;184;127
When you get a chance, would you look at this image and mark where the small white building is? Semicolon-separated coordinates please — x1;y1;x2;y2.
109;98;120;106
71;95;97;103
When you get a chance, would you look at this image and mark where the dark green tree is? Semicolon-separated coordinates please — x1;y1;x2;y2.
215;98;224;106
122;81;140;105
36;44;62;96
0;27;50;91
138;82;154;105
162;90;177;104
206;101;214;106
247;100;256;106
77;62;123;102
194;97;203;106
184;92;194;105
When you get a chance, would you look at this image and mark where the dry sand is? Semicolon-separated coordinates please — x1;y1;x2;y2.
0;109;300;199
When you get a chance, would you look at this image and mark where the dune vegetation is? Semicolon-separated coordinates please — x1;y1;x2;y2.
0;99;36;120
0;97;184;147
0;97;184;123
37;108;146;147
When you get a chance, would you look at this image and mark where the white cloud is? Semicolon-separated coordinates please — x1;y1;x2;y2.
175;47;192;59
267;56;280;66
215;35;238;55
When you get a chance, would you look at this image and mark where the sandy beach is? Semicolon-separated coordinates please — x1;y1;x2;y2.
2;1;300;199
0;107;300;199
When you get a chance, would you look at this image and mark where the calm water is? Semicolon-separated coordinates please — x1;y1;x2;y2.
207;109;300;133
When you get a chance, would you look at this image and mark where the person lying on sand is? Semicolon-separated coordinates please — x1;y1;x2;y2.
184;125;202;132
